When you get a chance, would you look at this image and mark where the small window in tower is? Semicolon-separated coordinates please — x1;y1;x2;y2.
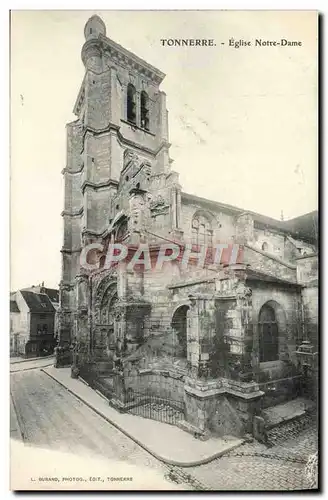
140;91;149;130
127;84;137;124
116;204;119;210
125;175;129;182
89;28;93;34
262;242;269;252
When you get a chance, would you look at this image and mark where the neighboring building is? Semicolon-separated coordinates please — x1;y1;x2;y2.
57;16;318;437
10;297;21;356
22;284;60;340
10;286;58;357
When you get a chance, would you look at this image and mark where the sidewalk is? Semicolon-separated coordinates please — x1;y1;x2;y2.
10;354;54;364
42;366;244;467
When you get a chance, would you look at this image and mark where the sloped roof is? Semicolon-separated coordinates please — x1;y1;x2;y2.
10;300;20;313
43;288;59;303
21;286;59;303
245;268;302;287
181;192;318;244
282;211;318;243
20;291;55;313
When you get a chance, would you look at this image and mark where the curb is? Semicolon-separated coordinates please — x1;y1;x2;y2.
41;368;243;468
10;355;54;365
11;362;54;373
10;391;24;444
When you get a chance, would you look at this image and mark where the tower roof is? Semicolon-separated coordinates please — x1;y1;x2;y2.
84;14;106;40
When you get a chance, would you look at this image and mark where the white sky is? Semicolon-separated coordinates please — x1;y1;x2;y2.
10;10;318;290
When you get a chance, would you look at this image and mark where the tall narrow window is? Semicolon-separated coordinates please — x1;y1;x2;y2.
258;304;279;362
140;91;149;130
191;214;213;249
127;84;136;124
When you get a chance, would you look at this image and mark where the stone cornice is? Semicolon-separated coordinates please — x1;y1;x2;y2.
62;165;84;175
294;252;318;261
61;208;84;218
81;179;118;195
82;123;171;156
168;277;216;290
60;247;82;254
99;34;165;85
184;385;264;401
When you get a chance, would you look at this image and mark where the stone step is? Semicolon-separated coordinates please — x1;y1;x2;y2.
266;409;317;447
262;397;316;430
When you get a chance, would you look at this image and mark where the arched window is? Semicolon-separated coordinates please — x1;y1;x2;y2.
258;304;279;362
262;242;269;252
140;91;149;130
127;84;136;124
171;305;189;358
191;214;213;249
116;219;128;242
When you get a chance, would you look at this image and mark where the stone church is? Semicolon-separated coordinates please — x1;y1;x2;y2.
58;15;318;438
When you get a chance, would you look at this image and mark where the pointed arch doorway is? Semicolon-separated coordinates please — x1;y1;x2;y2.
171;305;190;359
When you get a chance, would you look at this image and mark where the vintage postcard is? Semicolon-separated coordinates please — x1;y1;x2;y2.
10;10;319;491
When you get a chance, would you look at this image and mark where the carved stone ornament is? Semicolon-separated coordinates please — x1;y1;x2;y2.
124;149;139;170
235;283;252;300
142;161;152;177
149;194;170;216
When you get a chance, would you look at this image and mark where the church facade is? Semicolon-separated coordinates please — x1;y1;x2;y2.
58;15;318;438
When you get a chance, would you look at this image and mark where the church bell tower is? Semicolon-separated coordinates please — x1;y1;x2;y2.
58;15;183;347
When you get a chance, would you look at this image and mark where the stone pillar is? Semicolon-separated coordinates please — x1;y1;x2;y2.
128;187;146;244
235;282;254;382
186;297;200;377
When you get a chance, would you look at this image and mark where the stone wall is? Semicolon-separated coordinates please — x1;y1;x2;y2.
296;254;318;284
244;244;297;281
302;286;318;349
253;227;285;259
179;201;236;245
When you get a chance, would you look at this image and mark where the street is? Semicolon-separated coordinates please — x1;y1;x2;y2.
10;363;318;491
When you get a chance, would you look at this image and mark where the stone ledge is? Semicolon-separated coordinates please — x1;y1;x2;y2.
185;384;264;401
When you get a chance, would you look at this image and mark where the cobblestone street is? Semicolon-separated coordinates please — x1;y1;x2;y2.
11;366;318;491
185;423;318;491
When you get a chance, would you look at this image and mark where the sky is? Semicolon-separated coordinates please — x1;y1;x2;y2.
10;10;318;291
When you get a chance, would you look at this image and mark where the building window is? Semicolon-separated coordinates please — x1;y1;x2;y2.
140;91;149;130
261;242;269;252
258;304;279;362
191;214;213;248
127;84;136;124
116;220;128;242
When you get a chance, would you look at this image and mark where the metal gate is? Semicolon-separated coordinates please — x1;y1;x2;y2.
123;372;186;426
125;390;185;425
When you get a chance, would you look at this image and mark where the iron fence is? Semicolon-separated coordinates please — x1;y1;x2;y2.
125;390;185;425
